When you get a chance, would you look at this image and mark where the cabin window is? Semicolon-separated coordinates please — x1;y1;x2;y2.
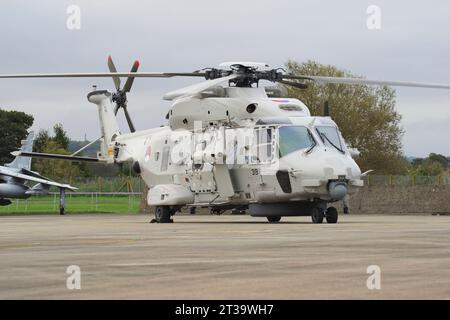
252;128;274;163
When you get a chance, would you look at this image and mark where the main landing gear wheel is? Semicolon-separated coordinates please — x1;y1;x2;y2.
325;206;338;224
311;207;324;224
267;216;281;223
152;206;173;223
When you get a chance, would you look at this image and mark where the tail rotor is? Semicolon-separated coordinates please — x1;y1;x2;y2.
107;55;140;133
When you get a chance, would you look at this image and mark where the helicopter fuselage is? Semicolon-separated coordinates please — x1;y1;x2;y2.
105;86;363;219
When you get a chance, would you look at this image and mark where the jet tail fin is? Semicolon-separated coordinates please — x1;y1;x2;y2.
5;131;34;170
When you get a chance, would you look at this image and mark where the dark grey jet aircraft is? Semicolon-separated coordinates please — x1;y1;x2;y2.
0;132;77;214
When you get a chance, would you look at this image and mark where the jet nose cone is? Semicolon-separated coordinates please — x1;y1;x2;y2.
328;181;348;200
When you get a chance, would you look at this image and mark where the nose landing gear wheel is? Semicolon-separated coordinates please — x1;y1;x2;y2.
311;207;324;224
325;206;338;223
152;206;173;223
267;216;281;223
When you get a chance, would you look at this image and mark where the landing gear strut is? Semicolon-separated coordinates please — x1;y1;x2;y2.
59;188;65;215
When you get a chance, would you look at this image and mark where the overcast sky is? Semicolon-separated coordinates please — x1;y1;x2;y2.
1;0;449;157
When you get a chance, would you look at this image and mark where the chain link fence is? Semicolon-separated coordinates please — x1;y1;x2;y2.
2;175;450;214
0;192;143;214
67;176;146;193
362;174;450;186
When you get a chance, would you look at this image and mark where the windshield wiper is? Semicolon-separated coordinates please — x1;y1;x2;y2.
305;131;317;154
305;141;316;154
319;132;345;154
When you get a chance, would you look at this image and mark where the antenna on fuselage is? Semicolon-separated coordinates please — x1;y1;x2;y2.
323;100;330;117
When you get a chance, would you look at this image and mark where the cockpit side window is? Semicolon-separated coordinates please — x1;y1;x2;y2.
278;126;316;157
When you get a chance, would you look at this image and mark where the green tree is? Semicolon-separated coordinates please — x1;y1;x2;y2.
413;159;444;176
52;123;70;150
32;124;83;180
33;140;80;180
428;153;448;168
0;109;34;164
285;60;408;174
409;153;448;176
33;129;50;153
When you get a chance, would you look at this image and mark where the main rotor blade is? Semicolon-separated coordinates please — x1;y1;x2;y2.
107;55;121;91
0;72;207;79
283;75;450;90
278;80;308;89
163;74;237;101
122;60;140;93
122;105;136;133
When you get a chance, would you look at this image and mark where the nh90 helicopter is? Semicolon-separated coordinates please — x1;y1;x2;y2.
3;59;450;223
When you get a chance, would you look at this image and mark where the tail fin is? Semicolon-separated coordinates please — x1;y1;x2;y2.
87;90;121;163
6;131;34;170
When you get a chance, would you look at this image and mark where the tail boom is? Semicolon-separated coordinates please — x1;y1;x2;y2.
87;90;121;163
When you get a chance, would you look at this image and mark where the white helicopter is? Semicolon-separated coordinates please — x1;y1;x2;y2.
4;58;450;223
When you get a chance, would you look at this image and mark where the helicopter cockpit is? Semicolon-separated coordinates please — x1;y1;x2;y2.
248;117;349;161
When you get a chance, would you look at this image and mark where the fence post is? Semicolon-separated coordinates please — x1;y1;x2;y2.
129;193;132;212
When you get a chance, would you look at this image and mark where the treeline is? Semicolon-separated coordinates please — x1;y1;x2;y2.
409;153;450;176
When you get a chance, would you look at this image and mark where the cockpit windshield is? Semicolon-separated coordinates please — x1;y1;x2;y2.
278;126;316;157
316;126;344;153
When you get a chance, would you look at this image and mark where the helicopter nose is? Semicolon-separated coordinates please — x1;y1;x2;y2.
328;181;348;200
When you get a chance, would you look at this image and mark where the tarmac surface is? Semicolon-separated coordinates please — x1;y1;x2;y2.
0;213;449;299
